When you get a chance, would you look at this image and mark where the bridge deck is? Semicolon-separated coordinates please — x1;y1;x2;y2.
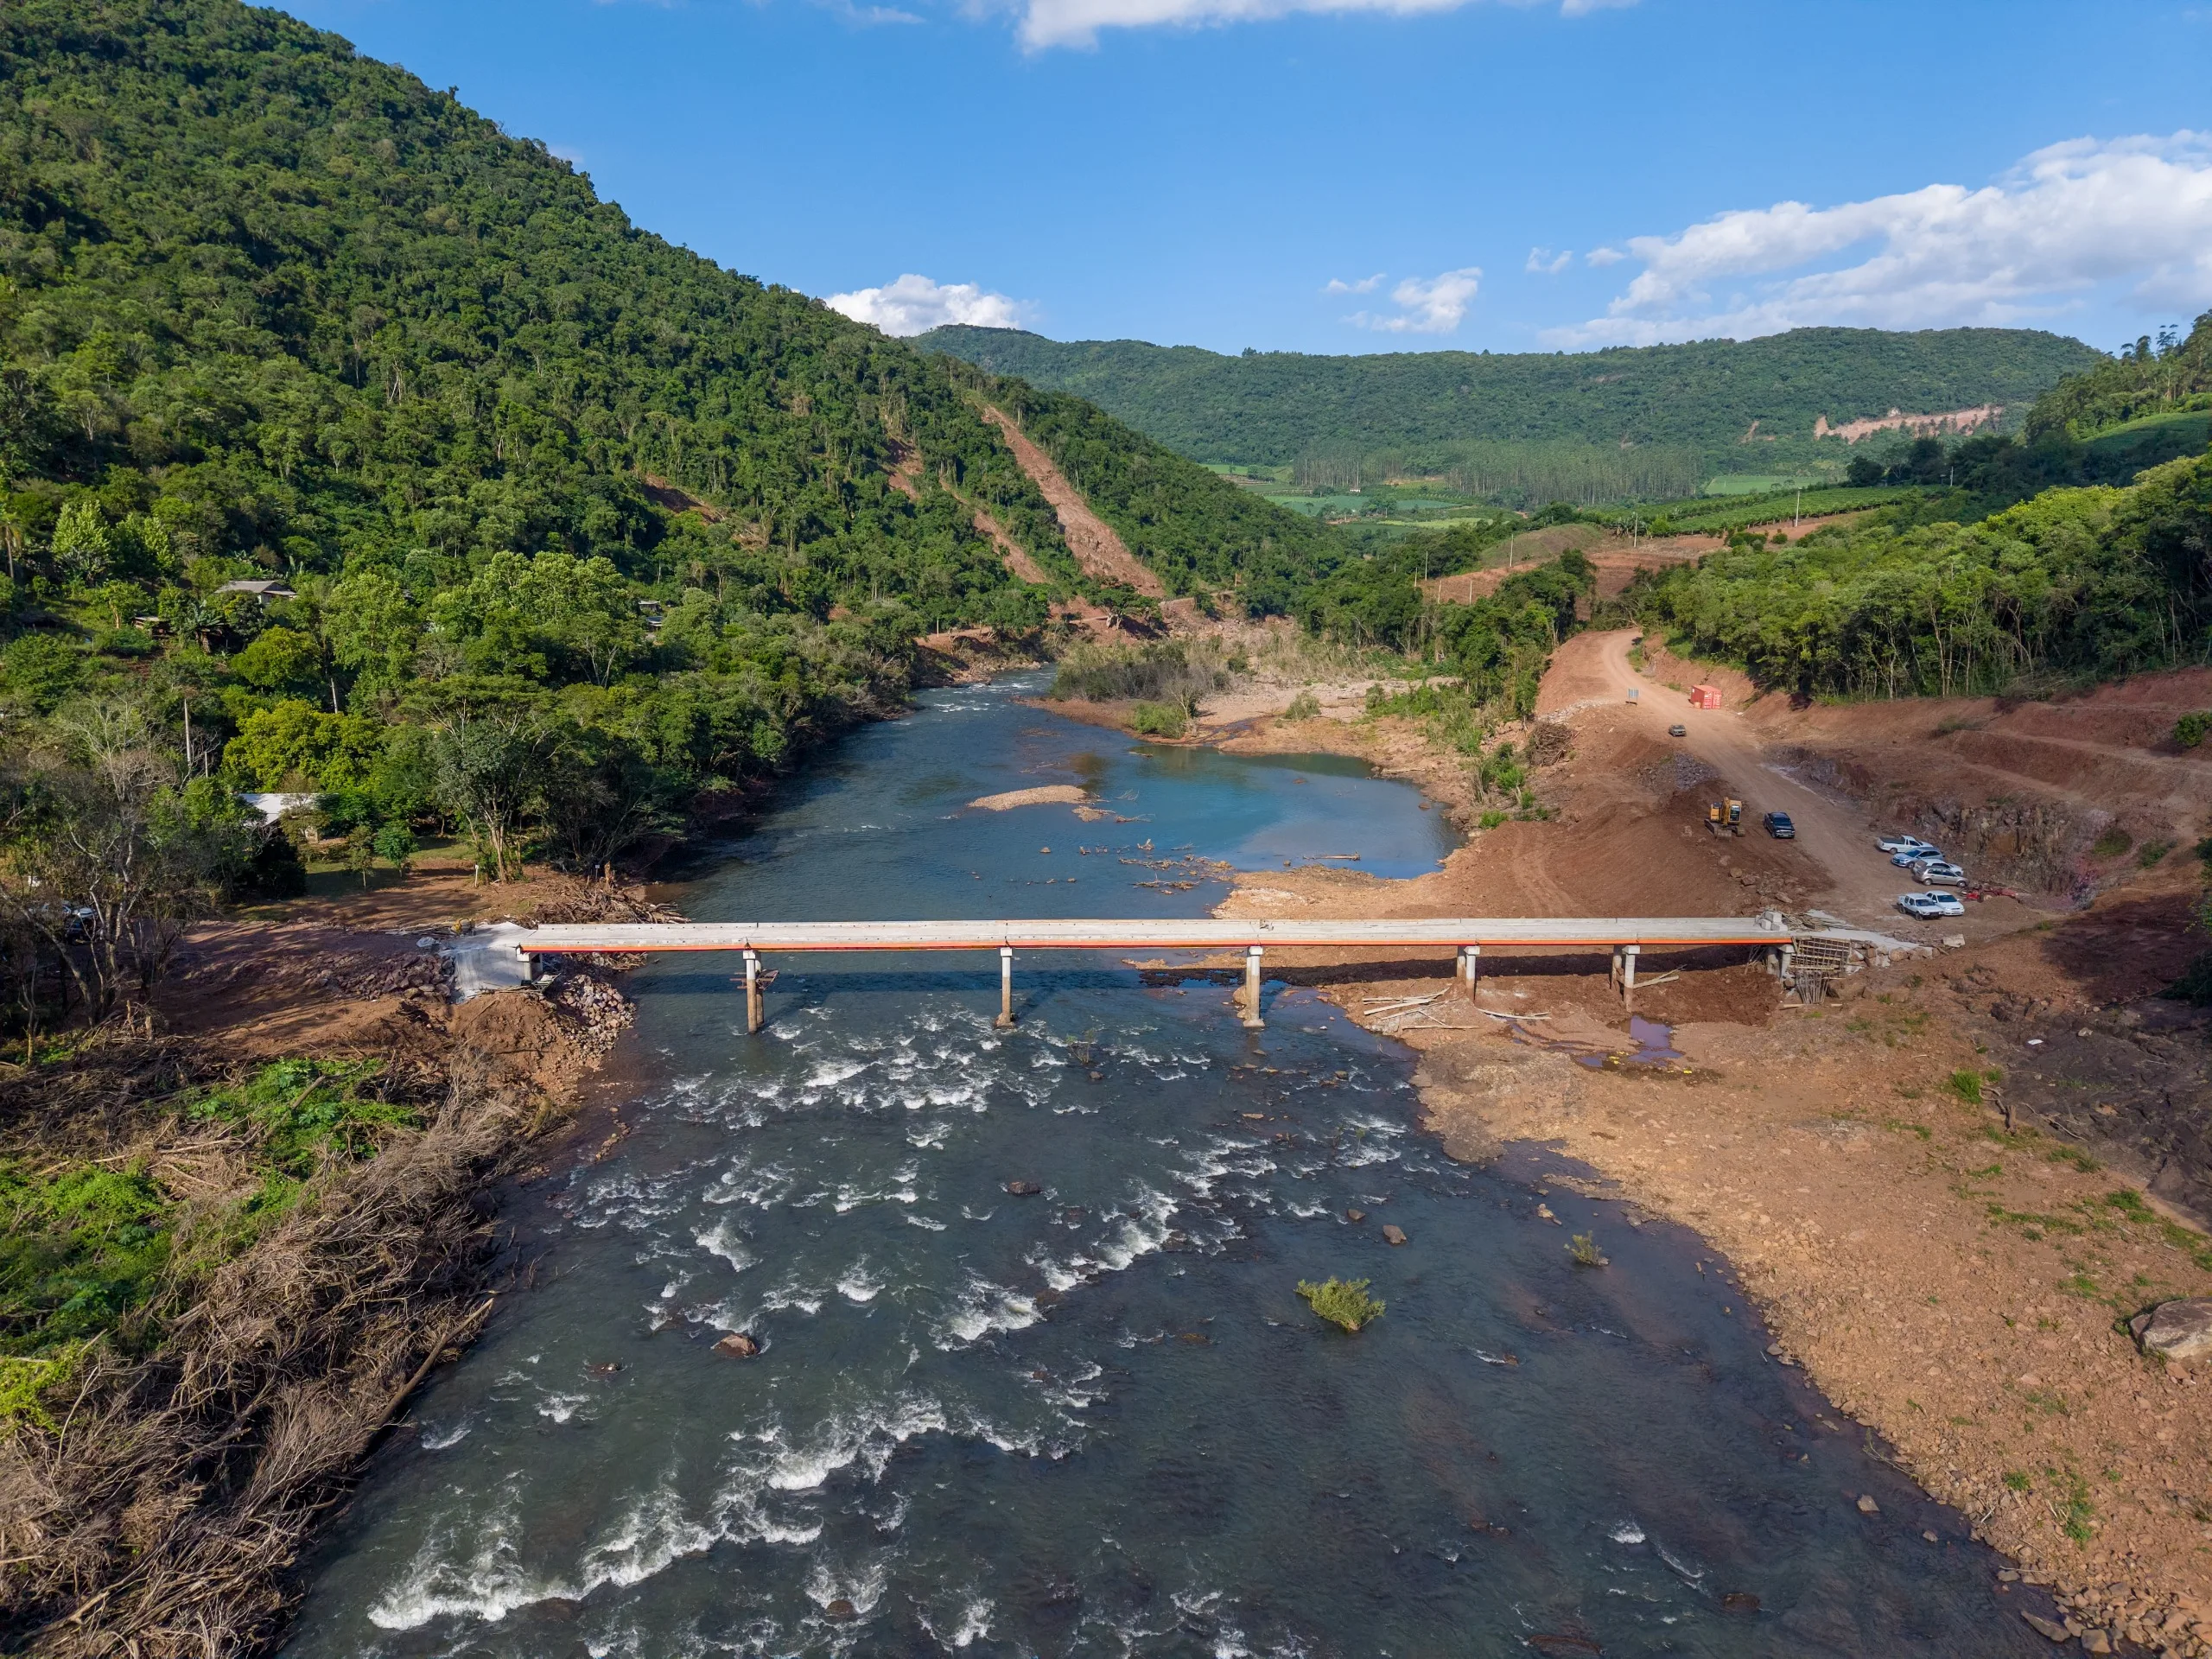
516;918;1793;955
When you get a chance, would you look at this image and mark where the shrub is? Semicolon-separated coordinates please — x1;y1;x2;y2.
1567;1232;1608;1268
2176;711;2212;749
1283;690;1321;721
2138;840;2173;868
1297;1276;1385;1332
1050;639;1227;710
2090;825;2133;859
1128;702;1188;739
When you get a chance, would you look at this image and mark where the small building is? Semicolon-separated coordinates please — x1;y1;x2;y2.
1688;684;1723;709
214;579;298;604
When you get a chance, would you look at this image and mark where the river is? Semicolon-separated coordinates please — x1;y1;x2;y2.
285;675;2045;1657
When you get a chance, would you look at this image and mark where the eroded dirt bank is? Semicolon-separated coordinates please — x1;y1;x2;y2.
1196;633;2212;1656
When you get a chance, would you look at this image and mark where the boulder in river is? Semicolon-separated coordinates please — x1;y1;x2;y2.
1382;1224;1408;1246
2129;1298;2212;1362
715;1332;760;1358
1346;1208;1367;1224
1855;1495;1879;1515
824;1598;858;1621
1005;1179;1042;1196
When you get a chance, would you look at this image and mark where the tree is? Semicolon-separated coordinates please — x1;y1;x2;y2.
49;500;111;584
325;569;423;702
223;700;382;791
0;702;247;1020
230;625;322;695
430;719;552;881
522;552;647;687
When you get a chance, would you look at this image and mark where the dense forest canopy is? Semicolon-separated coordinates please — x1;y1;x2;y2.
1621;448;2212;702
0;0;1328;895
917;323;2106;476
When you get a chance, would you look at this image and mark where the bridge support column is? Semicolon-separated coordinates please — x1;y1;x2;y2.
996;946;1016;1029
744;950;763;1035
1242;946;1265;1030
1459;944;1480;999
1619;944;1639;1013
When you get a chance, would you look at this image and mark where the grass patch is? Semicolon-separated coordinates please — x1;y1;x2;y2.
2137;840;2174;868
0;1163;175;1367
0;1058;417;1426
187;1058;413;1181
2090;825;2134;860
1945;1070;1984;1105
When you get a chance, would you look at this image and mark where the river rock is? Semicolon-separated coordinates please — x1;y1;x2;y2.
2130;1298;2212;1362
2081;1630;2113;1654
1855;1495;1879;1514
1382;1224;1408;1246
824;1598;858;1621
2021;1611;2070;1642
715;1332;760;1357
1005;1179;1042;1196
1346;1208;1367;1224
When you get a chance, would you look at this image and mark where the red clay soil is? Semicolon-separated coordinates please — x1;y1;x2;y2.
981;406;1166;597
1421;529;1721;607
156;868;645;1096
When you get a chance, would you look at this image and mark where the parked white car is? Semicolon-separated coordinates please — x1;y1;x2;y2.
1876;835;1939;856
1910;859;1968;887
1897;891;1966;919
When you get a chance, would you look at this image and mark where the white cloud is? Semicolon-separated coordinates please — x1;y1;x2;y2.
1525;246;1573;275
824;274;1030;335
1014;0;1624;51
1325;272;1386;295
1551;130;2212;346
1585;245;1624;267
1348;267;1482;334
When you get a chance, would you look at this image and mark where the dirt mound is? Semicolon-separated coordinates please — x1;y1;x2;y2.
982;406;1166;597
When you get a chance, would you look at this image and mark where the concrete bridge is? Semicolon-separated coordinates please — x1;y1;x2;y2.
509;916;1800;1031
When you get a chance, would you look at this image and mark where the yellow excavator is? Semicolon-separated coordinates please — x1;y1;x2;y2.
1706;798;1744;836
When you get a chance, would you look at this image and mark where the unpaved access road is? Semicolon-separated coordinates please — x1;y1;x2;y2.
1554;628;1963;929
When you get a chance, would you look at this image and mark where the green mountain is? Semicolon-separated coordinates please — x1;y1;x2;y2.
0;0;1320;859
914;324;2107;478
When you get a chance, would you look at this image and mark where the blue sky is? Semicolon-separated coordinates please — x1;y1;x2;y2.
290;0;2210;357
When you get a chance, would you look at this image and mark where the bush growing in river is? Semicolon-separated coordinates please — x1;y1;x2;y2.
1297;1276;1385;1332
1128;702;1189;739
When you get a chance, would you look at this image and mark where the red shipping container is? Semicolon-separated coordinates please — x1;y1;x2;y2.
1688;684;1723;709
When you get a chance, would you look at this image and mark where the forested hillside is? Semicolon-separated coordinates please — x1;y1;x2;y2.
917;324;2105;475
2026;311;2212;441
1621;448;2212;701
0;0;1324;885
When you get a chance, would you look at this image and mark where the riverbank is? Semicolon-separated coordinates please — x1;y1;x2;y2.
1194;644;2212;1656
0;869;644;1656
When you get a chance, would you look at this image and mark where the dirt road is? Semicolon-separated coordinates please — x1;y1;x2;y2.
1555;629;1967;929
